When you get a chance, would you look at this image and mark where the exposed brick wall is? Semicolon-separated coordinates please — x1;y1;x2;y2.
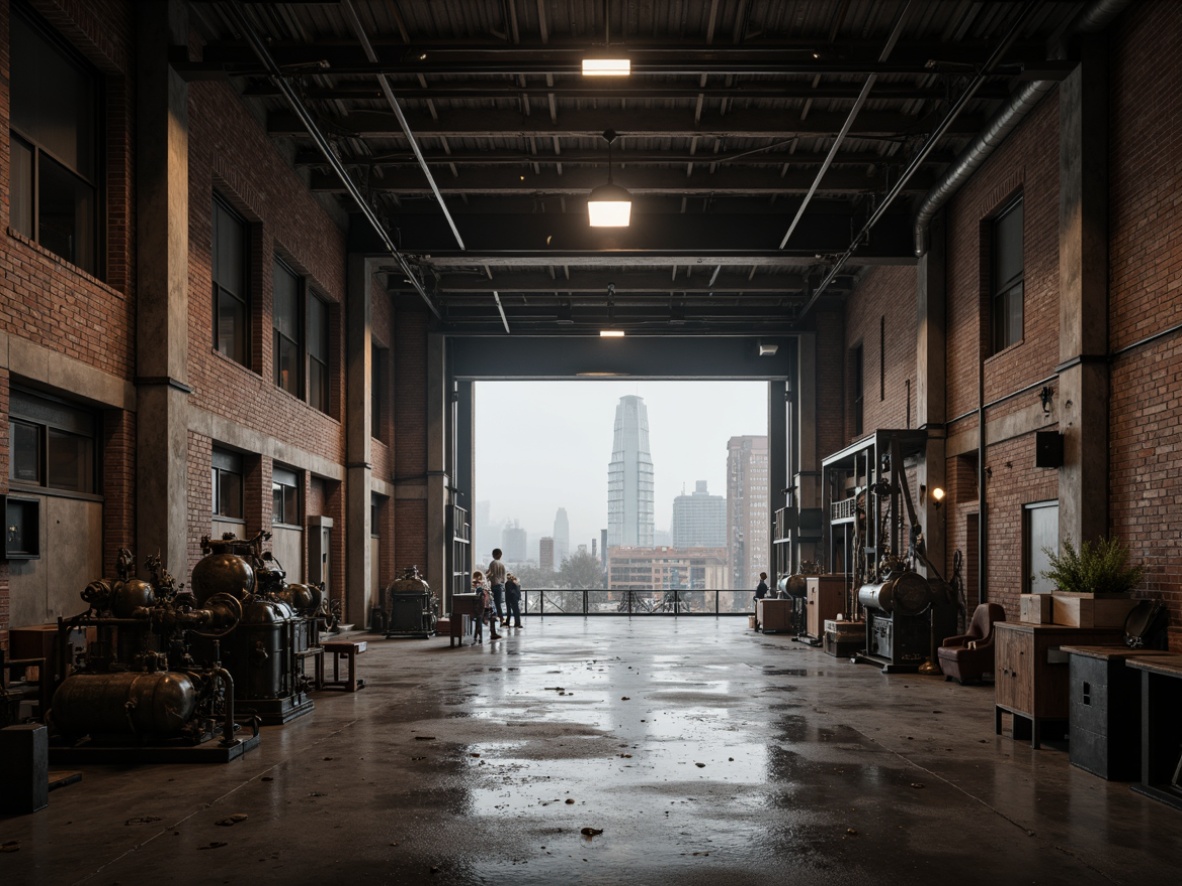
1109;0;1182;645
393;304;431;571
101;407;135;575
186;432;212;574
812;307;846;461
186;80;347;465
843;266;918;441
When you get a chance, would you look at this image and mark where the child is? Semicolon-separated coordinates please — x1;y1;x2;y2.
471;571;501;642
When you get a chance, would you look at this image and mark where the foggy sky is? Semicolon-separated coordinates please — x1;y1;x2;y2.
474;380;769;555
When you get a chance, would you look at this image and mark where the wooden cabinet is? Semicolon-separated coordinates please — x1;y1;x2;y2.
805;575;846;638
757;599;795;634
994;623;1122;748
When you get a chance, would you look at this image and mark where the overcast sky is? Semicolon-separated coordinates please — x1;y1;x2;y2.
474;380;769;554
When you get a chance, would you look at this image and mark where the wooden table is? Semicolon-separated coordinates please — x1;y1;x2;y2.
449;594;484;646
1127;653;1182;810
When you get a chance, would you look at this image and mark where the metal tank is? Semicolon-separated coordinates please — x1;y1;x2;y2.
52;671;198;737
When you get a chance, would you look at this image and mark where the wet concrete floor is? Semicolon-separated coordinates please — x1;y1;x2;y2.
2;617;1181;885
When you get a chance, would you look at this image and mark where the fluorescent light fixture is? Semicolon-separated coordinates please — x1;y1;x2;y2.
588;183;632;227
600;329;626;338
582;58;631;76
758;343;779;356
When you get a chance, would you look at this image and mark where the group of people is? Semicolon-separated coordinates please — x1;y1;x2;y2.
470;547;523;642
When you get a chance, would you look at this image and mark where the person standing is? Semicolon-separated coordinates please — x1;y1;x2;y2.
504;573;523;628
487;548;507;626
754;571;769;605
471;571;500;642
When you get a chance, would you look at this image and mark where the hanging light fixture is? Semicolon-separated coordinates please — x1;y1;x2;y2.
587;129;632;227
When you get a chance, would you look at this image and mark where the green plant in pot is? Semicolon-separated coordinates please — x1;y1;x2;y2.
1040;536;1144;597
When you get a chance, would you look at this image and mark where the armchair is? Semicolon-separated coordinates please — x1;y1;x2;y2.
938;603;1006;684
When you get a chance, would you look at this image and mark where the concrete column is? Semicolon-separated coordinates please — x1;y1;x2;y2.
768;376;787;573
135;2;190;576
916;210;948;576
794;333;822;568
452;379;475;607
345;254;373;625
1057;36;1109;547
425;334;450;599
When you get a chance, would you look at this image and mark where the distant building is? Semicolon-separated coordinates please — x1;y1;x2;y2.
653;529;672;547
474;501;493;561
607;395;654;548
553;508;570;565
671;480;727;548
502;520;527;564
727;436;769;591
539;536;555;572
607;546;728;591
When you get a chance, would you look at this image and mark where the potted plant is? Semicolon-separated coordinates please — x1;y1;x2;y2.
1040;536;1144;598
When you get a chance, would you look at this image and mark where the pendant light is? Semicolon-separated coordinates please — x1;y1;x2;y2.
588;129;632;227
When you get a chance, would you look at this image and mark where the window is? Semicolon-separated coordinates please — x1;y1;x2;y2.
372;346;386;440
273;258;302;396
991;197;1024;354
213;197;250;366
8;7;100;275
308;293;330;413
8;389;97;493
212;448;244;519
851;344;864;436
272;466;300;526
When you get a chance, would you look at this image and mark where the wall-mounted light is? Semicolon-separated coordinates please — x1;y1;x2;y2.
758;343;779;357
582;58;631;76
930;486;946;509
600;329;626;338
588;130;631;227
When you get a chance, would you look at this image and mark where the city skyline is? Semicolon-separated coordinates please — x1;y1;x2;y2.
472;380;769;558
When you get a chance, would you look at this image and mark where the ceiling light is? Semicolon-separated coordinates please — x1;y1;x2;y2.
582;58;630;76
600;330;625;338
588;130;631;227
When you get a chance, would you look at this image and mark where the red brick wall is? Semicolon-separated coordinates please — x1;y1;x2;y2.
939;93;1061;618
843;266;918;442
1109;0;1182;644
393;305;431;570
813;307;846;460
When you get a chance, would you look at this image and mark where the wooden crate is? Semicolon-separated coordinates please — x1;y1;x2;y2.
1051;595;1138;628
1020;594;1053;624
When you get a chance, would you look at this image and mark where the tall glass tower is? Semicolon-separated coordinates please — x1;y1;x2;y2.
607;395;654;548
553;507;570;565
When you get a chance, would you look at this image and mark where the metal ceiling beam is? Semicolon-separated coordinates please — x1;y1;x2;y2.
429;269;835;294
308;166;934;197
191;40;1047;77
293;147;957;169
267;108;987;141
356;210;916;262
244;80;1011;102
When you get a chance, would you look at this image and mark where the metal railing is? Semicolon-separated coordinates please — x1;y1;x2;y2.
519;589;752;616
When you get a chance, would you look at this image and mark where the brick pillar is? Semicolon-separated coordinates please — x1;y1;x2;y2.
425;333;450;599
134;1;191;578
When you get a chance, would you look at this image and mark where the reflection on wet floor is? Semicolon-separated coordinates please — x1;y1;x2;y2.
2;617;1180;885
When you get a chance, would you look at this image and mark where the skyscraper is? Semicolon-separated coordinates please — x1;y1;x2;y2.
539;537;555;573
727;436;769;591
501;519;527;564
671;481;727;548
607;395;655;548
553;508;570;566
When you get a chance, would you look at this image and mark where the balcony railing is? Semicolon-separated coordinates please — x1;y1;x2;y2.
518;589;752;616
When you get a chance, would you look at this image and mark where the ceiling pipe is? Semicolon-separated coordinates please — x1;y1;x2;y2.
779;0;913;250
913;0;1132;256
340;0;466;251
796;0;1043;320
223;2;442;320
493;291;511;334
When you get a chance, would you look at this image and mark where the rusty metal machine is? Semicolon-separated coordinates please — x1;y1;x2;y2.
385;565;438;638
48;550;260;763
189;531;327;724
857;555;956;672
776;560;823;637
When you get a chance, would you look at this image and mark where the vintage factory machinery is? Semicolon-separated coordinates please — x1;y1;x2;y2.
384;565;438;638
49;550;260;763
189;531;327;724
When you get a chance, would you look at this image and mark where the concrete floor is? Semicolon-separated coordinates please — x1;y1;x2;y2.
2;617;1181;885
